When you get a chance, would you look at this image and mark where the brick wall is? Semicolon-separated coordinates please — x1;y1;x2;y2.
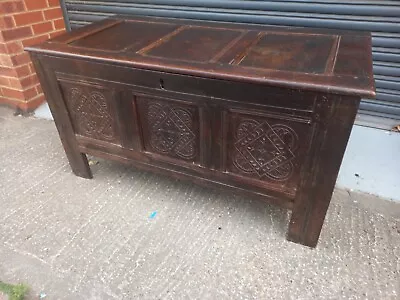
0;0;65;112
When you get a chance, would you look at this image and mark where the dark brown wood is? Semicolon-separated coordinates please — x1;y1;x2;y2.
27;16;375;98
30;53;92;179
26;16;375;247
287;95;360;247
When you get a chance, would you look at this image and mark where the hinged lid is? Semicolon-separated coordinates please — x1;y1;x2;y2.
26;16;375;98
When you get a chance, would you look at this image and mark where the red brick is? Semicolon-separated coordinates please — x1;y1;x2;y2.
0;94;44;112
36;84;43;94
0;95;21;104
53;18;65;30
47;0;60;7
13;11;44;26
6;41;23;54
0;96;24;110
23;93;46;111
15;64;31;77
20;73;39;88
28;62;35;73
0;44;7;54
35;86;40;94
11;52;31;66
0;66;17;77
2;26;32;42
32;21;53;35
44;7;63;20
0;77;10;87
22;34;49;47
49;29;64;39
8;77;23;89
0;1;25;14
27;62;34;73
25;0;48;10
0;16;15;29
1;86;25;101
0;54;13;67
23;85;38;99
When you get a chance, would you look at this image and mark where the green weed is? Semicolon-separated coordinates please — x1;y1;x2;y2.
0;281;28;300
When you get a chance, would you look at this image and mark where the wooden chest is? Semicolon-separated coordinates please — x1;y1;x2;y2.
26;16;375;247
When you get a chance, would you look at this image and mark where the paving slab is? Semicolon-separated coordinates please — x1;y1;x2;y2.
0;106;399;299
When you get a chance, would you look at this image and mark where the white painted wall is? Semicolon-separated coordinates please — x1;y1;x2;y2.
34;102;400;202
337;125;400;202
34;102;53;121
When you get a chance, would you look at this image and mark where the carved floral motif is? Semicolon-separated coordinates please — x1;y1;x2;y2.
67;87;116;141
147;102;196;159
233;119;298;181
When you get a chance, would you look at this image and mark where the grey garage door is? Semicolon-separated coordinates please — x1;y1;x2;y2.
60;0;400;120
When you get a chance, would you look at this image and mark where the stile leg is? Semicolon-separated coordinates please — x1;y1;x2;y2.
66;152;92;179
287;95;360;247
287;174;338;248
30;54;93;179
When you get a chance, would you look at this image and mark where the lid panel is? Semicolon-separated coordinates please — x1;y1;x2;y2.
143;26;244;63
26;16;375;98
71;21;179;52
237;33;337;74
334;35;373;77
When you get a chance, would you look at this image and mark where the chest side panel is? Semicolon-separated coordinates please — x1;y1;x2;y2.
224;107;314;196
135;94;204;166
46;56;318;199
59;80;122;145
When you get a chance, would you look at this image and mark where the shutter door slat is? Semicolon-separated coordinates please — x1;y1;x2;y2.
373;53;400;64
62;0;400;120
372;37;400;48
360;101;400;117
374;65;400;77
375;90;400;103
375;79;400;91
66;0;400;16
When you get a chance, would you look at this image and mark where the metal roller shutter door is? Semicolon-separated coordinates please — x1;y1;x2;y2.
60;0;400;121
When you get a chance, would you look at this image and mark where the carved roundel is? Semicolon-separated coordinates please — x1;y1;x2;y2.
147;102;196;159
68;87;116;141
233;119;299;181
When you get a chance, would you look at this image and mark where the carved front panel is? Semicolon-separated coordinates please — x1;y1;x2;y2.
227;110;312;194
59;81;120;144
137;95;201;164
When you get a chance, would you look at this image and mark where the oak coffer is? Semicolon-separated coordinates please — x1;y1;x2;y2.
26;16;375;247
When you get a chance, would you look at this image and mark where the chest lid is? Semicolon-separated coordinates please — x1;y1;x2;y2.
26;16;375;98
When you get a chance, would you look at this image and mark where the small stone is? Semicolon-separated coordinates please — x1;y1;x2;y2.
88;159;99;166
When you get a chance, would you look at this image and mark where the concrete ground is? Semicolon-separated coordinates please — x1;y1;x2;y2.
0;106;399;300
